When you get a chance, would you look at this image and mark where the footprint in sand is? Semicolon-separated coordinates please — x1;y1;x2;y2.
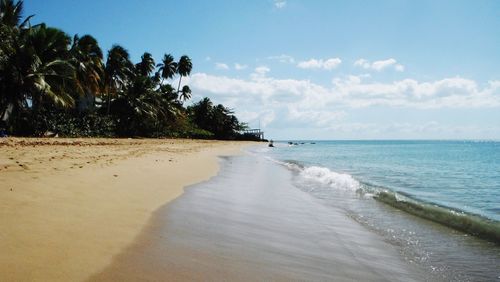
18;164;29;170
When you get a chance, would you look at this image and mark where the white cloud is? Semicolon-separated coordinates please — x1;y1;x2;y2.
372;58;397;71
268;54;295;64
274;0;286;9
187;73;270;96
354;58;404;72
297;58;342;70
234;63;248;70
260;110;276;127
331;76;500;109
215;62;230;70
253;66;271;77
187;71;500;130
288;106;346;126
324;122;500;139
354;59;369;68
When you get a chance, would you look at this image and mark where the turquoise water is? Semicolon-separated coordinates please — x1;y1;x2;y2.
253;140;500;280
266;140;500;222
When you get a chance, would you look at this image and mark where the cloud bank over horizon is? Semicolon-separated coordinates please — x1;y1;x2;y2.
184;62;500;139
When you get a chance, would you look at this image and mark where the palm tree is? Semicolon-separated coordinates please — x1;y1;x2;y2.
104;44;132;114
189;97;212;130
157;83;182;119
0;23;14;121
0;0;27;123
0;23;71;112
179;85;191;102
156;53;176;84
176;55;192;93
110;75;151;135
0;0;32;28
135;52;155;77
0;0;32;118
1;23;75;126
23;24;75;111
70;34;103;111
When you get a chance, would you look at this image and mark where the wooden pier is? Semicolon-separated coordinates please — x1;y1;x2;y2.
242;128;265;140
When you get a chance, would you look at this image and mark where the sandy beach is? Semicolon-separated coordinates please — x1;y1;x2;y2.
91;153;428;281
0;138;251;281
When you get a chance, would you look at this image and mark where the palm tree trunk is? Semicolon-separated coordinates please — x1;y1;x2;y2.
0;105;9;123
177;76;182;93
107;92;111;114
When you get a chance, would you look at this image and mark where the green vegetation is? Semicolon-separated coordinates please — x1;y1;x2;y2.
0;0;255;140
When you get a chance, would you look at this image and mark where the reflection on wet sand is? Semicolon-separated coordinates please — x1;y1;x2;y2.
91;155;426;281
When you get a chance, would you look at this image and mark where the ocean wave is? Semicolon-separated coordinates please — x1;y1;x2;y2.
375;190;500;243
264;157;304;171
268;158;361;191
270;157;500;244
300;166;361;191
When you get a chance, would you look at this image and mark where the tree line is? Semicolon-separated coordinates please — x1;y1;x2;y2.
0;0;257;140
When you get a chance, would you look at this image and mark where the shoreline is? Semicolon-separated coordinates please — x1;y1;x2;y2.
91;153;427;281
0;138;254;281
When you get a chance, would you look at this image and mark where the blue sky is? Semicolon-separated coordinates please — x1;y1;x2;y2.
24;0;500;139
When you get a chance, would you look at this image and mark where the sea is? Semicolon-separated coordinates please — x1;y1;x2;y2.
251;140;500;281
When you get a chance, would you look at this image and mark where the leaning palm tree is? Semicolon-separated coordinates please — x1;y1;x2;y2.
179;85;191;103
23;24;75;111
176;55;192;93
0;22;14;119
70;34;104;111
104;44;133;114
135;52;155;77
156;53;177;84
0;0;28;123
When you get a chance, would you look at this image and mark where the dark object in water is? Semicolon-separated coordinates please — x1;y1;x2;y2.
310;142;316;144
288;141;293;145
268;140;274;147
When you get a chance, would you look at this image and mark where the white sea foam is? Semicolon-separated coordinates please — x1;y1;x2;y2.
300;166;360;191
264;156;361;191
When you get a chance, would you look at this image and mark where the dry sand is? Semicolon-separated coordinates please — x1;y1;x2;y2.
0;138;252;281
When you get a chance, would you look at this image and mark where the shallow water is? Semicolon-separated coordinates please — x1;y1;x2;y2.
256;141;500;280
263;140;500;221
91;154;429;281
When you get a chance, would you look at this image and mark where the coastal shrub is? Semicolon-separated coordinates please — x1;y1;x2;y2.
14;108;116;137
184;128;215;139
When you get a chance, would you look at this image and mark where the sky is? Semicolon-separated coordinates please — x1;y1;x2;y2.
24;0;500;140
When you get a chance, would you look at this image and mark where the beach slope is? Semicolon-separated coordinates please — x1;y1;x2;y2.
0;138;248;281
92;154;427;281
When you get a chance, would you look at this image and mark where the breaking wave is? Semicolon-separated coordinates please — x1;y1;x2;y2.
300;166;361;191
375;190;500;243
274;159;500;244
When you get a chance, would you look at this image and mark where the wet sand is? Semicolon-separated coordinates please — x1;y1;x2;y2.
92;154;427;281
0;138;251;281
